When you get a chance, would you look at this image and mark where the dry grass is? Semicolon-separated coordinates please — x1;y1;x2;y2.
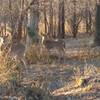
67;47;100;61
0;48;22;86
25;44;55;64
73;64;97;89
0;49;55;100
0;35;100;99
52;64;99;99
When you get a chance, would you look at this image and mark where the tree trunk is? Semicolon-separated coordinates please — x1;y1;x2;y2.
27;1;39;43
53;10;57;38
44;5;47;34
85;3;92;35
48;0;53;38
17;0;25;42
94;4;100;46
72;12;77;38
58;0;65;39
17;13;24;42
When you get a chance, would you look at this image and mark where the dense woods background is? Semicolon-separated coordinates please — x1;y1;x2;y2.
0;0;97;41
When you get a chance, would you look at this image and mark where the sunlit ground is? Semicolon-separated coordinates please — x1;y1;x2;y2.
0;35;100;100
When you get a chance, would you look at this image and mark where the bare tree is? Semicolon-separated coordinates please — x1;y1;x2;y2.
43;1;48;34
48;0;53;38
85;1;92;35
17;0;25;42
58;0;65;39
94;2;100;46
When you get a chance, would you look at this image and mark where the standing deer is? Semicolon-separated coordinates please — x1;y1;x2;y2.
8;35;29;76
40;33;65;63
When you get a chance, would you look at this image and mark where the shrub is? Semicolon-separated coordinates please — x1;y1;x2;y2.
73;64;97;89
0;49;22;86
25;44;51;64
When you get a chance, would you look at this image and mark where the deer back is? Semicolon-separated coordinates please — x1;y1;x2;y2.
43;38;65;50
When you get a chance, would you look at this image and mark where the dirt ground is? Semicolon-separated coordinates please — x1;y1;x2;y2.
21;35;100;100
0;35;100;100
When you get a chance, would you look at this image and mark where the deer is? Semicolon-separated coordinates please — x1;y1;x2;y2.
10;36;29;76
40;33;66;63
1;35;29;76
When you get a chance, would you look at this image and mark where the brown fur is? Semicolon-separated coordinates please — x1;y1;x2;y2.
41;35;65;63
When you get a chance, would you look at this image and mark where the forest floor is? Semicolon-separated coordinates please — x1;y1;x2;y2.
0;35;100;100
21;35;100;100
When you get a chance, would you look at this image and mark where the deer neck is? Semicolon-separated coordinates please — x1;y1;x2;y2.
42;36;45;44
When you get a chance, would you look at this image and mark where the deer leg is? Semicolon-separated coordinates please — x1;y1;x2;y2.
57;49;61;64
62;48;65;64
59;48;65;64
48;52;50;63
43;47;50;64
20;58;29;76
